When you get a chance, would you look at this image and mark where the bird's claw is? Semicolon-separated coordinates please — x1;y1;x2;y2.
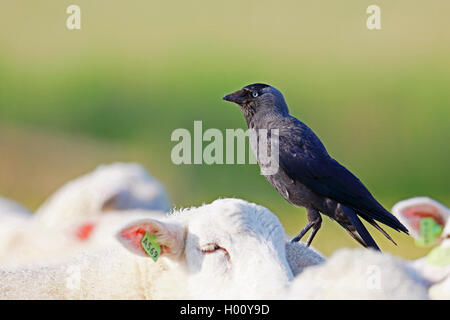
290;236;301;243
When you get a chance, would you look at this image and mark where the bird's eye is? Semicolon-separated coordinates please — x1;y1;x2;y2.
252;91;259;98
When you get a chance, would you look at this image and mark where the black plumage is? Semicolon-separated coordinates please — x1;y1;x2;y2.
223;83;408;250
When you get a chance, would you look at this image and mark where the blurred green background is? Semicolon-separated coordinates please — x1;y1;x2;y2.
0;1;449;258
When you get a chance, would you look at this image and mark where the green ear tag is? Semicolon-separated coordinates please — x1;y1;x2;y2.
426;246;450;267
415;217;443;247
141;232;161;262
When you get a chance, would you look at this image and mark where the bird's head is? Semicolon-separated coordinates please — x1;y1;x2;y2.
223;83;289;124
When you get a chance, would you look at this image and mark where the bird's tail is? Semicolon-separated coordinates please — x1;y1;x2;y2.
340;204;380;251
360;216;398;246
356;204;409;235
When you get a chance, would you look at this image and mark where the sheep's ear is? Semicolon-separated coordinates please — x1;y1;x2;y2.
392;197;449;239
116;219;185;260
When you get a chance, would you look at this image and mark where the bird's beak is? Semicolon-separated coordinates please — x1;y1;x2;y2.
223;89;247;105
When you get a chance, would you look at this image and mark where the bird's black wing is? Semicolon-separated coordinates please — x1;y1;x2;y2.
276;120;408;234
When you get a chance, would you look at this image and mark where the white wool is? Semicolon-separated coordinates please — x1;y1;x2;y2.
34;162;171;227
408;256;450;284
0;248;188;300
0;197;32;258
440;209;450;249
285;248;429;300
429;276;450;300
0;198;294;299
285;241;326;276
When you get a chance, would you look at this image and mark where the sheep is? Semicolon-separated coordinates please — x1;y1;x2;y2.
117;198;298;299
0;210;166;266
1;215;326;282
429;276;450;300
285;248;430;300
0;198;301;299
33;162;171;228
0;248;154;299
392;197;450;299
2;209;324;277
0;196;32;258
0;163;171;265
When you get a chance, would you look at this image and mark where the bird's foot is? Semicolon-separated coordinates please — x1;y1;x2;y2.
306;221;321;247
291;210;322;246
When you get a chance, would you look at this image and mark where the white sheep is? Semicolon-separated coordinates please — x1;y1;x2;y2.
392;197;450;299
286;248;429;300
2;210;324;278
429;276;450;300
0;196;32;258
0;198;304;299
0;210;166;266
0;249;153;299
34;162;171;227
0;163;171;265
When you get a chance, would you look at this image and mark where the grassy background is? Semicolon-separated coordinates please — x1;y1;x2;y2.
0;1;449;258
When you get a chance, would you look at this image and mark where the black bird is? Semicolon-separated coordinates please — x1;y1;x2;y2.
223;83;408;250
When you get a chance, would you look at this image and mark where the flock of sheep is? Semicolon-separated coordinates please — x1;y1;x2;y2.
0;162;448;299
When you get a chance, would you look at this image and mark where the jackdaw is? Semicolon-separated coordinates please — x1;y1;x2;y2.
223;83;408;250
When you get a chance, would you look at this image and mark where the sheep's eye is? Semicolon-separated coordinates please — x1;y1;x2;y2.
252;91;259;98
200;243;220;253
200;243;231;261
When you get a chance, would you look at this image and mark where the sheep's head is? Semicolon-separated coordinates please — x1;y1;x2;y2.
97;163;171;213
117;198;293;299
35;162;171;227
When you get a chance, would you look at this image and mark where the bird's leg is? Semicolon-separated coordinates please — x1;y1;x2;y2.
291;208;322;246
306;214;322;246
291;222;313;243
